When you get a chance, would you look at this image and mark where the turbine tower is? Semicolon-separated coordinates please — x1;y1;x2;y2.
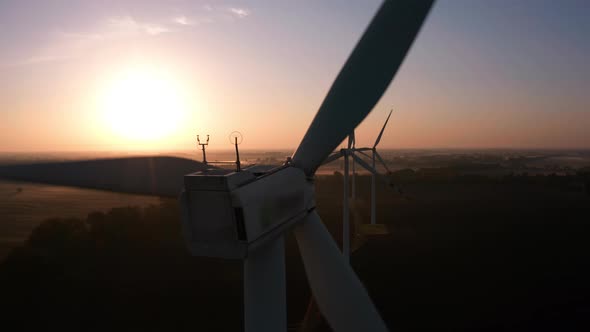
350;131;357;201
0;2;435;331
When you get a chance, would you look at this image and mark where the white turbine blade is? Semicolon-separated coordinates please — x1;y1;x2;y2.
374;150;392;174
244;237;286;332
356;147;373;152
294;211;388;332
291;1;434;176
373;109;394;148
350;153;379;178
356;150;373;160
351;153;395;190
0;157;207;197
322;151;345;165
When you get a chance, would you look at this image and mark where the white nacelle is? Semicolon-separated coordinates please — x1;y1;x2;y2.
180;166;313;259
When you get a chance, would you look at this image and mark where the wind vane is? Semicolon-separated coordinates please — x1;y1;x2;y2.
229;131;243;172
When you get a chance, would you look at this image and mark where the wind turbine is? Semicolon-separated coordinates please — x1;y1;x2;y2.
0;1;434;331
355;109;394;225
322;109;394;258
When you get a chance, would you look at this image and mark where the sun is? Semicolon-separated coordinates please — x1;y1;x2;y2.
99;66;188;141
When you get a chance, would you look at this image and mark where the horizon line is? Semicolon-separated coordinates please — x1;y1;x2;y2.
2;147;590;154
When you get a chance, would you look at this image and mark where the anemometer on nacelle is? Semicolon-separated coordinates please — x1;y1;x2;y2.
196;131;245;172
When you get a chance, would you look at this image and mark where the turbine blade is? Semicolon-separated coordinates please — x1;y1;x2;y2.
374;150;392;174
373;109;394;149
294;211;388;332
351;153;395;190
292;0;434;175
0;157;207;197
356;150;373;160
322;151;344;165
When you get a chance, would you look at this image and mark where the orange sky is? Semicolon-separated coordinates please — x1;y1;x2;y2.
1;0;589;152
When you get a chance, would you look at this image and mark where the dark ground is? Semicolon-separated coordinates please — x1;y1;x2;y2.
1;168;589;331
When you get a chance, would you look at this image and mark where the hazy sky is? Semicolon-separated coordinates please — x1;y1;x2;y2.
0;0;588;152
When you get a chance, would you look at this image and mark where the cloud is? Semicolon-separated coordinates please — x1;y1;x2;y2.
12;32;105;66
228;7;250;19
172;15;215;27
18;54;71;65
173;16;192;26
5;8;250;67
6;16;171;66
143;24;170;35
107;16;170;36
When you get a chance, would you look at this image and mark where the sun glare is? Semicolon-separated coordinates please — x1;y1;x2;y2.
99;66;188;141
